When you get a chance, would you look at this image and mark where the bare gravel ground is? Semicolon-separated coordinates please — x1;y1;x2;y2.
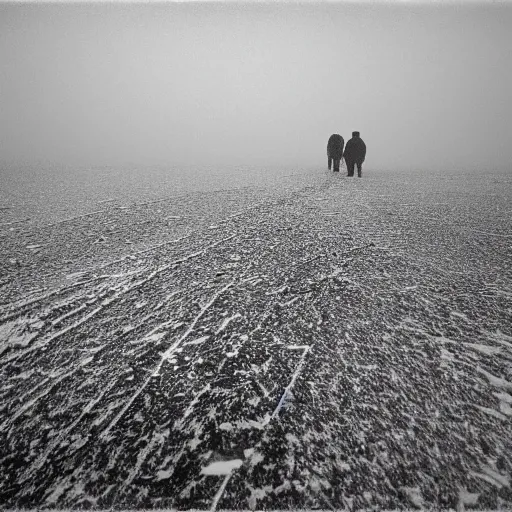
0;168;511;510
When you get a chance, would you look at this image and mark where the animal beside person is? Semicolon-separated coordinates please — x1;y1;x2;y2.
327;134;344;172
343;131;366;177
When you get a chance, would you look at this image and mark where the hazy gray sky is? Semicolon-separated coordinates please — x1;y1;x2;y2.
1;1;511;170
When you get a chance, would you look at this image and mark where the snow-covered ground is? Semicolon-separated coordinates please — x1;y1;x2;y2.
0;167;511;510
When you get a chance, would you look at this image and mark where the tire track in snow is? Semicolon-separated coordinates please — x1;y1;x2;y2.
1;366;83;434
0;275;110;324
20;378;118;481
207;344;311;509
0;235;237;365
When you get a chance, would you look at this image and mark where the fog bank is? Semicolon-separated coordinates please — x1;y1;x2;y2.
1;2;511;171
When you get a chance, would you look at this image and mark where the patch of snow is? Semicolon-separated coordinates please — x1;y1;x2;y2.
249;450;264;466
215;313;241;334
475;405;508;421
478;367;512;390
450;310;469;321
470;466;510;488
401;486;424;508
201;459;243;475
458;487;480;506
185;335;210;346
466;342;500;356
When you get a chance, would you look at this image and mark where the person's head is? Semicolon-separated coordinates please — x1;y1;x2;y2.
352;131;360;138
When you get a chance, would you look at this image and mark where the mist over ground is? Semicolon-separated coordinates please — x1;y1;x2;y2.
1;2;511;173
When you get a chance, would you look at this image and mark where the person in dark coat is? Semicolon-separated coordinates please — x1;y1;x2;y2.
343;131;366;177
327;134;344;172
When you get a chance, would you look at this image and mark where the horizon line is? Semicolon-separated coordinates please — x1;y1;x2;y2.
1;0;510;4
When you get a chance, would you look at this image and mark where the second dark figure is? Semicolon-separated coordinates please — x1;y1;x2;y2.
327;134;345;172
344;131;366;177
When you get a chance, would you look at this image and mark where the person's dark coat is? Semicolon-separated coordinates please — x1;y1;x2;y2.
343;133;366;164
327;134;344;160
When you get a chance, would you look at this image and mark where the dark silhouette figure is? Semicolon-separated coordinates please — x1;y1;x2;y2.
327;134;344;172
344;131;366;177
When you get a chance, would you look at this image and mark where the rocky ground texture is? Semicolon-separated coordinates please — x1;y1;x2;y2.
0;169;511;510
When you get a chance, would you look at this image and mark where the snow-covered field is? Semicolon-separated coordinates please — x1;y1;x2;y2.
0;167;511;510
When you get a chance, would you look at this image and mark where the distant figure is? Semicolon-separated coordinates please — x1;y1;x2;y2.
343;131;366;177
327;134;345;172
